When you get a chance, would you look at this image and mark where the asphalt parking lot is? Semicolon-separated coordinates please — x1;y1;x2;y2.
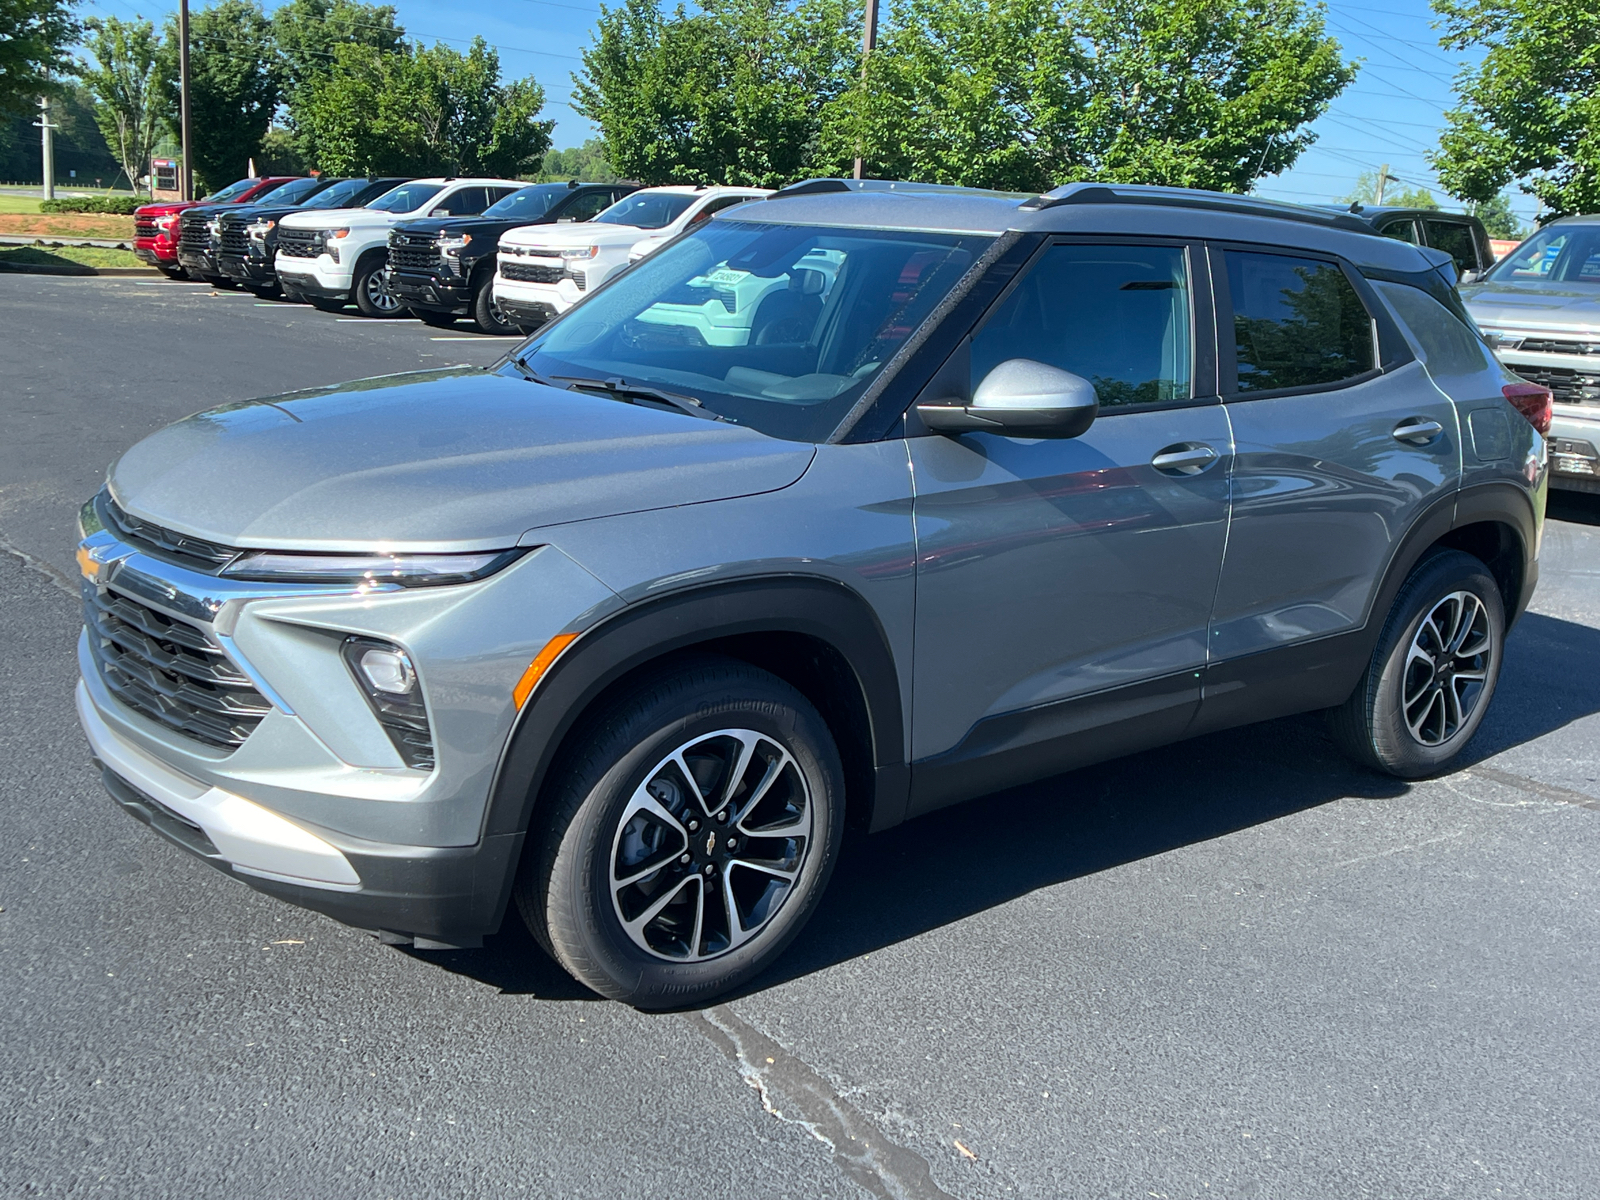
2;273;1598;1198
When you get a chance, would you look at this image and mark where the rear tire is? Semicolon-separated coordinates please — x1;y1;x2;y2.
1329;549;1504;778
515;656;845;1008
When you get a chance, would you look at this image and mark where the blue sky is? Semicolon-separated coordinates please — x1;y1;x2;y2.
80;0;1538;229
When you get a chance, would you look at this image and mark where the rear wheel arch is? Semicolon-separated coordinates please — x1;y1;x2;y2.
483;577;909;849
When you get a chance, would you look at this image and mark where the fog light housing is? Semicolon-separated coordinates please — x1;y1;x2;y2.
341;636;435;770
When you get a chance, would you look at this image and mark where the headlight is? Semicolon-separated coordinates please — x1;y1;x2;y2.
247;218;276;240
157;215;177;230
218;548;524;587
323;227;349;250
438;233;472;256
559;245;599;260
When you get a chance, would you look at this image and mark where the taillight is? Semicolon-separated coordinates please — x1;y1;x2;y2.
1503;381;1552;435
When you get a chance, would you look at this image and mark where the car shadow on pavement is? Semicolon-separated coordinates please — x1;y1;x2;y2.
1547;490;1600;528
417;609;1600;1003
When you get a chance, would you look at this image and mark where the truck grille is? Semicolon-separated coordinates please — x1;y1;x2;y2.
1509;365;1600;406
103;494;239;572
83;583;271;749
278;228;322;258
388;232;439;272
136;216;160;240
501;261;564;284
179;212;213;253
218;220;251;259
1516;337;1600;356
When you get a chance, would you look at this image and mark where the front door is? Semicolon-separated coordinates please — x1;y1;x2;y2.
1199;244;1462;729
908;240;1234;814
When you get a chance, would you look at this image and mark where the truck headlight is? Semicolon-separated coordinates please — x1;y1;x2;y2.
247;218;276;241
218;547;524;587
438;233;472;256
322;227;350;259
559;245;598;260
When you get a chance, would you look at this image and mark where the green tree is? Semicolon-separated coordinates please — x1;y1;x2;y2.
541;137;618;181
272;0;403;164
0;0;79;116
79;16;172;196
818;0;1356;192
1430;0;1600;220
1340;169;1438;209
296;37;552;176
573;0;862;186
161;0;280;191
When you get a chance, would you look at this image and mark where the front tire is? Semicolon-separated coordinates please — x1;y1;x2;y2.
1329;550;1505;777
353;258;404;318
516;657;844;1008
472;273;520;335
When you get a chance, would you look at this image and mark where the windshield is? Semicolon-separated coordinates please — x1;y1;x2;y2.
485;184;567;220
204;178;258;203
367;182;444;214
508;220;990;441
301;178;366;209
595;192;697;230
1485;224;1600;287
254;177;320;205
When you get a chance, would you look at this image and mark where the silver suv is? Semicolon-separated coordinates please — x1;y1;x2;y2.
76;181;1548;1007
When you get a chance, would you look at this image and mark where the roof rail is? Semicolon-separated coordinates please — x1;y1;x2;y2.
1021;182;1375;234
771;178;1033;200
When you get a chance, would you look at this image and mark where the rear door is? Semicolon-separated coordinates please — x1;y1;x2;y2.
1199;245;1461;728
907;239;1233;812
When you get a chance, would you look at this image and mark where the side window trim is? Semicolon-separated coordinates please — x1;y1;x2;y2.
958;234;1219;418
1208;241;1412;402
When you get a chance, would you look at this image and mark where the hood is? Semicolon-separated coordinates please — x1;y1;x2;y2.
219;203;300;226
135;200;204;217
1463;280;1600;334
392;215;546;240
502;222;640;250
279;206;397;229
107;368;816;552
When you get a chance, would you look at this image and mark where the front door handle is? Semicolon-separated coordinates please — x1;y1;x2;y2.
1393;417;1445;445
1151;443;1219;476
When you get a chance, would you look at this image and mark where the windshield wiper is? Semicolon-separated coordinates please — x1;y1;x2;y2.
550;375;733;422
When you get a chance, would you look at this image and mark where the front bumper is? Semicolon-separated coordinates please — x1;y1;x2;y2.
493;274;576;321
134;238;178;266
178;248;222;278
1547;407;1600;493
390;269;472;313
218;251;275;285
74;524;618;941
277;254;353;300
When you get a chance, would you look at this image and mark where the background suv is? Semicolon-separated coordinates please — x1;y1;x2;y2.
1465;214;1600;492
387;181;638;333
76;181;1546;1009
276;178;523;316
218;177;411;298
493;185;769;327
1326;204;1497;281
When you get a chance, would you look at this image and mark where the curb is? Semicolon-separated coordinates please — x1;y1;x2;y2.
0;262;159;276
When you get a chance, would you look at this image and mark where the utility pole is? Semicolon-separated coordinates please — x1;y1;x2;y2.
852;0;879;181
1374;163;1389;207
36;96;57;200
179;0;194;200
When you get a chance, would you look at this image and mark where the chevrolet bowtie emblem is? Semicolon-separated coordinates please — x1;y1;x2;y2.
705;831;716;856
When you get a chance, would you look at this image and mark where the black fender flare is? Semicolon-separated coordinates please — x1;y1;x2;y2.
480;575;910;848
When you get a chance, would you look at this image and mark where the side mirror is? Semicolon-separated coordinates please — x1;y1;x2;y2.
916;359;1099;438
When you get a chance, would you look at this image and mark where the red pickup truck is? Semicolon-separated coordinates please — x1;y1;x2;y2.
134;177;299;278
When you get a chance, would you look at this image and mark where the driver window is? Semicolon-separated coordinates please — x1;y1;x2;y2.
970;244;1194;408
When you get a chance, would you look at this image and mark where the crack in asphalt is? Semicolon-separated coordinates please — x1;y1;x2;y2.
694;1006;957;1200
1468;764;1600;813
0;529;76;597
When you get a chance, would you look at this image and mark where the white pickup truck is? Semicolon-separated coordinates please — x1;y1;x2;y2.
492;186;769;327
276;178;523;316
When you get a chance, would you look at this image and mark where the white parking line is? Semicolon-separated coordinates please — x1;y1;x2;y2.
429;336;523;341
334;317;410;322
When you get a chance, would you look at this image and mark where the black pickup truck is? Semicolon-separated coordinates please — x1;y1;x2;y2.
386;181;637;332
216;177;411;297
176;176;306;284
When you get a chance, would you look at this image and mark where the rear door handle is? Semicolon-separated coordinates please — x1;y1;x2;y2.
1151;443;1219;475
1393;418;1444;444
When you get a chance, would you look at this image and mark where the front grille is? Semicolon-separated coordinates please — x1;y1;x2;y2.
1517;337;1600;356
84;583;271;749
573;272;586;292
388;233;440;272
219;221;251;259
1510;365;1600;406
136;216;160;240
179;212;212;253
103;494;238;572
278;228;322;258
501;261;564;284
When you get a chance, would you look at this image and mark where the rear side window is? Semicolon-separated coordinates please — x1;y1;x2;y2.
435;187;488;216
971;243;1193;408
1226;251;1376;394
1379;219;1418;245
1424;220;1480;274
1372;280;1495;377
556;191;611;222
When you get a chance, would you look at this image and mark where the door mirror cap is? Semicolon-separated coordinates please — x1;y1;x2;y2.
917;359;1099;438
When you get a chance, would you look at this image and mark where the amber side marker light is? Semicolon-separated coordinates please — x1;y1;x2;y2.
513;633;579;709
